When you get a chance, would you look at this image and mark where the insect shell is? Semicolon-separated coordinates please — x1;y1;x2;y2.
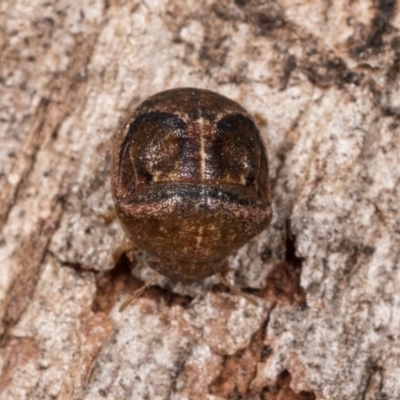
111;88;272;283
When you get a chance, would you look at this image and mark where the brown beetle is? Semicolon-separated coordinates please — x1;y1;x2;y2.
112;88;272;301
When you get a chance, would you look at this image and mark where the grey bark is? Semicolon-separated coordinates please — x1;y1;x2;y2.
0;1;399;399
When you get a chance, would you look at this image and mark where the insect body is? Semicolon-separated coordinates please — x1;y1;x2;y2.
112;88;272;283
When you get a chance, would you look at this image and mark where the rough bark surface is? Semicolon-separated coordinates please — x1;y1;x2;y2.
1;1;399;399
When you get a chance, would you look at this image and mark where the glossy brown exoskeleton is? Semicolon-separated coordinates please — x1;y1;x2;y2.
112;88;272;283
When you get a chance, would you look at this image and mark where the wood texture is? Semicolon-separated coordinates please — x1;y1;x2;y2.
0;1;399;399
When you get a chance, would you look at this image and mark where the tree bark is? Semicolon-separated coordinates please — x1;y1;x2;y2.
1;1;400;399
